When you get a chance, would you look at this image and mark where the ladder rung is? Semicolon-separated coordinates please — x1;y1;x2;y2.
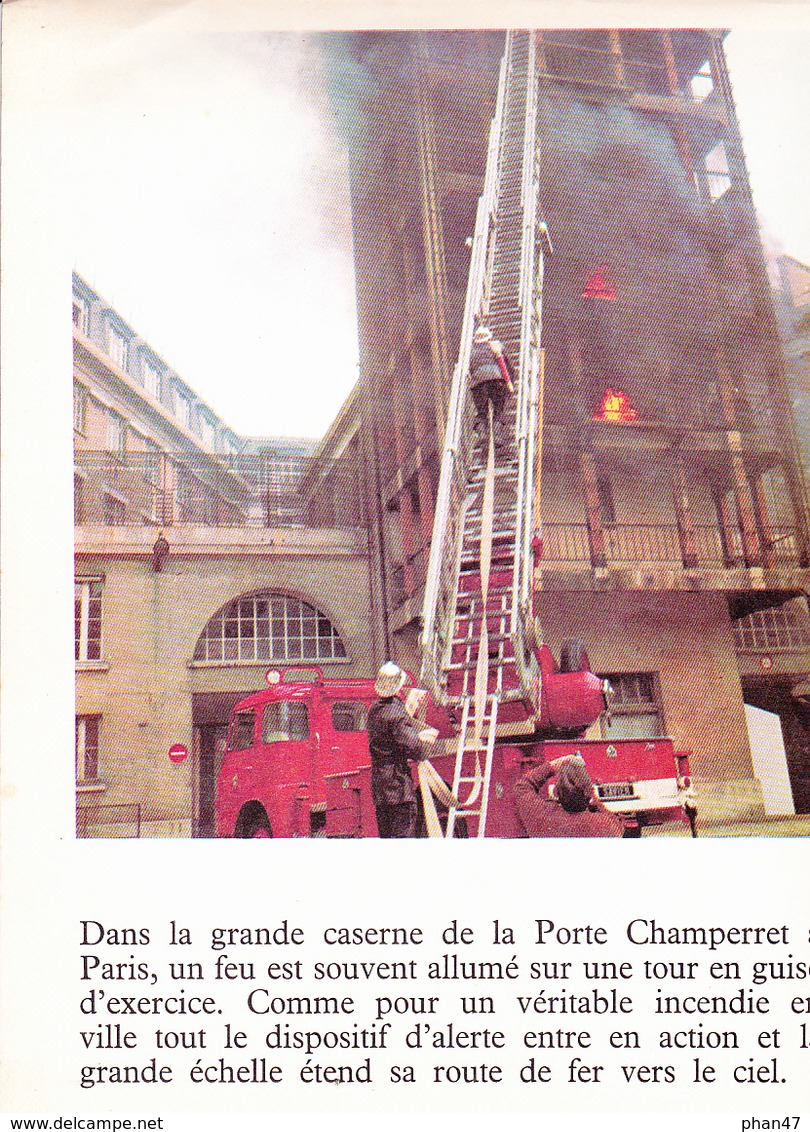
453;636;512;648
465;523;517;536
455;591;512;604
469;467;518;480
455;592;511;605
460;558;515;569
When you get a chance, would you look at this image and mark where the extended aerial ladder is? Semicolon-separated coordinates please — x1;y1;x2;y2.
419;31;550;837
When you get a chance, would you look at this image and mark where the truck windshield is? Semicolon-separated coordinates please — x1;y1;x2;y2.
228;710;255;751
331;701;369;732
262;701;309;743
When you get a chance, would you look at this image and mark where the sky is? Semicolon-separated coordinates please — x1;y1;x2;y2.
66;22;358;440
36;9;810;440
724;26;810;267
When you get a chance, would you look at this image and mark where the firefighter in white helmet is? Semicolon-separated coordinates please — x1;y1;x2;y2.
366;662;435;837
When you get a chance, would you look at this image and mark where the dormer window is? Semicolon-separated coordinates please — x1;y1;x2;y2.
73;297;90;336
200;416;215;448
173;388;190;428
107;325;129;370
143;360;162;400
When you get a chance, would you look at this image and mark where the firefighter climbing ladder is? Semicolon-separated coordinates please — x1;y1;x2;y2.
420;30;549;837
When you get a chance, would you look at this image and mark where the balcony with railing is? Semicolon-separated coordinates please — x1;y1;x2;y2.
536;30;721;103
75;452;175;526
74;450;366;530
542;521;806;572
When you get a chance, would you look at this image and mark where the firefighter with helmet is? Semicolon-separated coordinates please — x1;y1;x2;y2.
469;324;515;440
367;662;435;838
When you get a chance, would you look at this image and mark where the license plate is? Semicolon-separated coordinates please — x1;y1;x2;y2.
597;782;635;800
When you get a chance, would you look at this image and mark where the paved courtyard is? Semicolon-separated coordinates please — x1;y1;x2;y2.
645;814;810;837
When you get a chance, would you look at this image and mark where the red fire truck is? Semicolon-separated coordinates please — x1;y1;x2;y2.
215;660;696;839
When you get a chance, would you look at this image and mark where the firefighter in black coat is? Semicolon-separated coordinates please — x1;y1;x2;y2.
367;662;433;838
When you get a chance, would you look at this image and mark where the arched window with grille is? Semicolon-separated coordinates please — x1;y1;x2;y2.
193;592;347;664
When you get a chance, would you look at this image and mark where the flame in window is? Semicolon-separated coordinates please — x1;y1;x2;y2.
595;388;638;422
582;265;617;301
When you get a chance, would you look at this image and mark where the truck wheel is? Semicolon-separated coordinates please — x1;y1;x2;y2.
248;816;272;838
560;638;588;673
235;804;273;838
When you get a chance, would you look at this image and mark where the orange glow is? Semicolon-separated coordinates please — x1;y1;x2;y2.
595;388;638;422
582;265;617;300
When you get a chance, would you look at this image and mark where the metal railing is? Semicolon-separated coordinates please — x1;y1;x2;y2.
74;450;366;529
541;521;805;569
537;33;701;100
604;524;683;562
542;523;591;562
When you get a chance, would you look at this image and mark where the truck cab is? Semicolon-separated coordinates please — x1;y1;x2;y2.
216;667;378;838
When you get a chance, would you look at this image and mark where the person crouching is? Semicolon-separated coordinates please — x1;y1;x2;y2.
514;754;626;838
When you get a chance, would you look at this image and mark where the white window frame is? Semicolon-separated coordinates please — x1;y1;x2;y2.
733;599;810;652
75;578;103;663
193;593;348;664
76;715;102;787
106;411;126;459
73;297;90;336
143;360;163;400
690;60;714;102
107;325;129;371
173;387;190;428
199;415;215;448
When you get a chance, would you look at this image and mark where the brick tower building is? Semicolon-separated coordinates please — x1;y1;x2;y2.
324;29;810;819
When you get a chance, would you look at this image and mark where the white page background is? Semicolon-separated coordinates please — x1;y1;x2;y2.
2;1;809;1125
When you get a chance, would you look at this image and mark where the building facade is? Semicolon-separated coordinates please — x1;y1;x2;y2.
773;253;810;479
324;29;810;819
74;273;373;836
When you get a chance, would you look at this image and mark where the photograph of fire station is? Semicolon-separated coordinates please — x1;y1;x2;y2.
74;29;810;838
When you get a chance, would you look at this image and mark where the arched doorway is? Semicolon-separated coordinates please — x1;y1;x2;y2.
190;591;348;835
